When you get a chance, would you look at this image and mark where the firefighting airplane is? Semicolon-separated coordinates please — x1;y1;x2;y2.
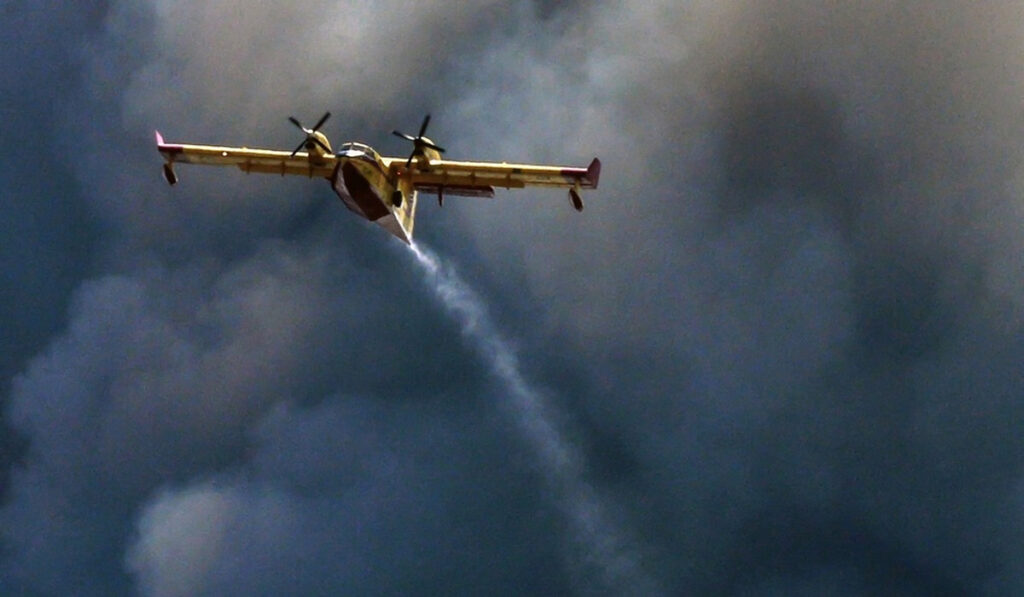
155;113;600;244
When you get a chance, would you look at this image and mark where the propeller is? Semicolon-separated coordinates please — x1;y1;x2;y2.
288;111;332;157
392;114;446;168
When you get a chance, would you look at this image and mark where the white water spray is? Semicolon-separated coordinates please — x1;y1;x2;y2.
408;243;662;595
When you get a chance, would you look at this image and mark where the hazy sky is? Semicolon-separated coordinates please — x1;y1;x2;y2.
3;1;1024;595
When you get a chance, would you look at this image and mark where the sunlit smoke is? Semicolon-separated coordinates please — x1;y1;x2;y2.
408;242;662;595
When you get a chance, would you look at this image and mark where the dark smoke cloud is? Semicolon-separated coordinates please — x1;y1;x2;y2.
0;0;107;500
3;1;1024;595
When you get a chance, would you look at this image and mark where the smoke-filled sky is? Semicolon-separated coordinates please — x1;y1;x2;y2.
3;1;1024;595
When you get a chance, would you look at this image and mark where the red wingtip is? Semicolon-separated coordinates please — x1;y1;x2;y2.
587;157;601;189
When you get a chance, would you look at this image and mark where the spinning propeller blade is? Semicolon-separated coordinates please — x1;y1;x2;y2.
288;112;332;157
312;111;331;131
392;114;446;169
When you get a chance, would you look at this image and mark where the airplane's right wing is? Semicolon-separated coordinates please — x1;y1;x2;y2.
389;156;601;209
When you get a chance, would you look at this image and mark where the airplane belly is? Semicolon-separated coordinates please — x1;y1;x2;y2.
333;161;389;221
328;156;413;243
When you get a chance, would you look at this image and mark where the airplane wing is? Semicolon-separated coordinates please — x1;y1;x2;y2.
155;131;337;182
388;157;601;207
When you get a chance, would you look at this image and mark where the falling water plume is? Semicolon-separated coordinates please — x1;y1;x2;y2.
407;242;662;595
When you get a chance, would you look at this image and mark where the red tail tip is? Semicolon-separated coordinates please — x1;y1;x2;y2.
587;157;601;189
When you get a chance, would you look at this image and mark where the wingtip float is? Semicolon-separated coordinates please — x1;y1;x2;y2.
155;115;601;244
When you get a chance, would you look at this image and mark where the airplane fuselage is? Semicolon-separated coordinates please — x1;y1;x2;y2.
331;142;416;243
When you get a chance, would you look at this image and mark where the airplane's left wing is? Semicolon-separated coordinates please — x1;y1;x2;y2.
155;131;337;184
388;156;601;211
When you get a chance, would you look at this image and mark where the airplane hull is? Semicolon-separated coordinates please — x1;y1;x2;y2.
334;161;390;221
331;156;416;244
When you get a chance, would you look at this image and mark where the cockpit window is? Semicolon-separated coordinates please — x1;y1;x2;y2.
340;143;378;157
338;143;384;170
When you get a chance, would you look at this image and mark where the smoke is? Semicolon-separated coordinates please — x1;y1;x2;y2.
408;243;662;595
5;0;1024;594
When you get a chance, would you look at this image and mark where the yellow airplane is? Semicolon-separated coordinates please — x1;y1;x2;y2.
156;113;601;244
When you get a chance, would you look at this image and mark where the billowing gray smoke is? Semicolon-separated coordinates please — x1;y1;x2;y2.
3;1;1024;595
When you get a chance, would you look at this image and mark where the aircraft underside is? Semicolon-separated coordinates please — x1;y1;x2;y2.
331;158;415;244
